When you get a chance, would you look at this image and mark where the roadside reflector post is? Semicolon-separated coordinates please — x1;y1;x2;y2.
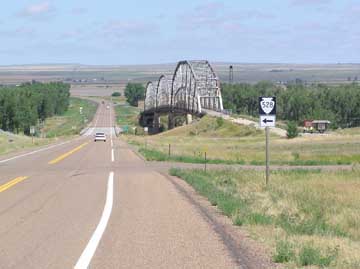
168;144;171;157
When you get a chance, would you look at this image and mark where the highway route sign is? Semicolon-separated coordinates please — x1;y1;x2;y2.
30;126;35;135
259;97;276;127
259;97;276;116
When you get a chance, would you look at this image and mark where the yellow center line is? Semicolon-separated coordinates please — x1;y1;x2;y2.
48;142;89;165
0;176;29;193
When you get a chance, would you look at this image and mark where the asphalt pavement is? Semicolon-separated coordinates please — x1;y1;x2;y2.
0;101;240;269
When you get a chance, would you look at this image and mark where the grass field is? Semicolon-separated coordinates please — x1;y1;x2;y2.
114;99;141;133
43;97;97;138
126;116;360;166
171;168;360;268
0;131;53;156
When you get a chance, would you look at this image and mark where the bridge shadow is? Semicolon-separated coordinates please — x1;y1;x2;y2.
140;107;205;135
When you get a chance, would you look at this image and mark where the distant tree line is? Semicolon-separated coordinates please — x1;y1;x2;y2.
222;81;360;128
0;82;70;134
124;83;145;106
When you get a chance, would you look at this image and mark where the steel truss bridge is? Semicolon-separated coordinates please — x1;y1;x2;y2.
141;60;223;131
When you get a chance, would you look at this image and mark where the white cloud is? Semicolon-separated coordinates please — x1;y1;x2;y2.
18;1;55;18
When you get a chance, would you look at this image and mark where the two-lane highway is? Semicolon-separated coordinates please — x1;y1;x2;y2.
0;101;239;269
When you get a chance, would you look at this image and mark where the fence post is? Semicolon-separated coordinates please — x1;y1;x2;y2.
204;151;207;172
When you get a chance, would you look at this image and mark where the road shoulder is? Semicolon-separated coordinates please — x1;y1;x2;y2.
160;171;277;269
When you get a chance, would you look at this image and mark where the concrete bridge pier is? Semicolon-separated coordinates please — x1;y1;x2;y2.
186;114;193;124
153;113;161;132
168;113;175;130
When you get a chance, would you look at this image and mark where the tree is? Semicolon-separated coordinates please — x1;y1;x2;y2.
111;92;121;97
286;121;299;139
0;82;70;134
124;83;145;106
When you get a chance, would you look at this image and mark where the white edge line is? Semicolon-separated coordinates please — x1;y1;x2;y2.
74;171;114;269
111;149;114;162
0;139;80;164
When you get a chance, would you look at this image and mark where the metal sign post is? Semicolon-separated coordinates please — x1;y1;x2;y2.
265;127;270;185
259;97;276;186
30;126;35;144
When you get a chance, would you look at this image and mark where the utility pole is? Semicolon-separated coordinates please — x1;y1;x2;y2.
229;65;234;84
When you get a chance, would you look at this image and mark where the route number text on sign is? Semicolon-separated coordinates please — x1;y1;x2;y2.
259;97;276;128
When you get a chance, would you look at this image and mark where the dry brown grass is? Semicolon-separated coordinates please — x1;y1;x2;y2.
172;168;360;268
127;116;360;165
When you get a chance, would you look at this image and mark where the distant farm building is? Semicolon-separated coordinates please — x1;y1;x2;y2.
303;120;331;133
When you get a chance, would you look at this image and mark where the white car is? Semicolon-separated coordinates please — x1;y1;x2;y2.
94;132;106;142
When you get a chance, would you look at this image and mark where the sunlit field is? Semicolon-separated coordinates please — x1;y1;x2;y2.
171;168;360;268
125;116;360;166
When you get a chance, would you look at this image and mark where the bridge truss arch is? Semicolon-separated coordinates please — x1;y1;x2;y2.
144;81;156;111
144;60;223;115
171;60;223;114
156;75;172;108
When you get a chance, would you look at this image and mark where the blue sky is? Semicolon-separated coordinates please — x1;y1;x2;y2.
0;0;359;65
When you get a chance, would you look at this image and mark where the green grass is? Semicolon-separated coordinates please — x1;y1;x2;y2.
0;132;53;155
139;148;245;164
273;240;296;263
139;147;351;166
298;244;339;267
43;97;97;138
114;100;141;133
127;115;360;166
170;168;360;268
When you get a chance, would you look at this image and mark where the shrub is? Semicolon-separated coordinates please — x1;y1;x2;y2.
216;117;224;128
287;121;299;139
111;92;121;97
